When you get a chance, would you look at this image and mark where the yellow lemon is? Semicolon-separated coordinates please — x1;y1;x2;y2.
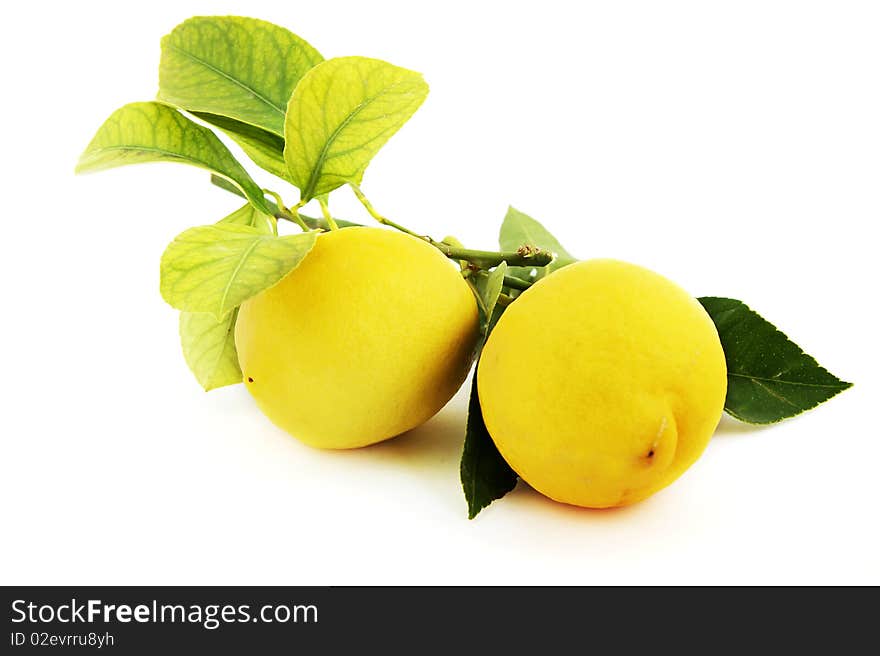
477;259;726;508
235;227;479;449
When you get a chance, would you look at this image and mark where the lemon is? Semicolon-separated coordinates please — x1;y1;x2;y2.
477;259;727;508
235;227;479;449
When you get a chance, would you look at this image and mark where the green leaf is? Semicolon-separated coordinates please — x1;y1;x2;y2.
472;262;507;333
160;224;317;318
175;204;284;391
211;173;253;198
284;56;429;200
460;291;517;519
179;309;242;391
76;102;271;214
217;202;276;235
499;206;577;280
699;297;852;424
158;16;323;136
461;368;518;520
192;112;289;181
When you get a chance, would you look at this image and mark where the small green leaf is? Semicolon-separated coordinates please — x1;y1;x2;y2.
699;297;852;424
192;112;290;181
218;202;276;235
76;102;271;214
158;16;323;136
160;224;317;318
499;206;577;280
179;309;242;391
472;262;507;333
284;56;429;200
461;368;518;520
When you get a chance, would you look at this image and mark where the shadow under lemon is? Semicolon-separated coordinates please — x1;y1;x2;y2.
251;385;765;519
350;401;466;470
312;388;660;521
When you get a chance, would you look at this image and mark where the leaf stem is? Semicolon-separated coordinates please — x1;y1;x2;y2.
349;184;423;238
262;189;286;213
318;196;339;231
349;184;554;268
502;275;532;291
287;201;312;232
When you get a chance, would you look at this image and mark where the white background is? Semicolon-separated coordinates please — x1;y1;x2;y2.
1;1;877;585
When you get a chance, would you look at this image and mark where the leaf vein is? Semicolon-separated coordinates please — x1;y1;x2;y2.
165;43;285;118
218;238;264;314
728;372;849;389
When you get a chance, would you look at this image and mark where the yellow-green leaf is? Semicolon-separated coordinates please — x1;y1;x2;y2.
179;309;242;391
218;202;277;235
472;262;507;333
76;102;271;214
284;56;429;200
160;224;317;318
500;206;577;281
158;16;323;136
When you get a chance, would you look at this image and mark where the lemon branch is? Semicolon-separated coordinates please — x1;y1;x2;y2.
442;245;551;269
211;176;554;269
349;185;554;269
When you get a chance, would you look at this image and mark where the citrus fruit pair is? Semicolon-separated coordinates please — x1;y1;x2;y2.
235;227;726;508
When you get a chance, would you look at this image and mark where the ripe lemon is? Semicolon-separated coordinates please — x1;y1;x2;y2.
235;227;479;449
477;259;727;508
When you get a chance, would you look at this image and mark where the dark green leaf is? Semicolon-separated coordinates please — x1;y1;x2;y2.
211;173;251;198
460;368;518;520
699;297;852;424
192;112;290;181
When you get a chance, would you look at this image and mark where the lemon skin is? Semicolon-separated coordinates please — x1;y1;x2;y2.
477;259;727;508
235;227;479;449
